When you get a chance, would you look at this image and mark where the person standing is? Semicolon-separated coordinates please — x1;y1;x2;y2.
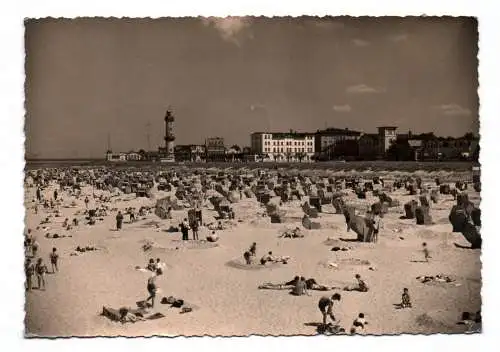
116;211;124;231
84;196;90;209
35;258;47;290
192;220;199;241
25;258;34;291
50;247;59;273
53;189;58;201
145;269;162;308
36;187;41;202
181;218;190;241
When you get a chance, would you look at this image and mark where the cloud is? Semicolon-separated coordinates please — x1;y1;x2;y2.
434;104;472;116
202;17;252;46
333;104;352;113
346;84;385;94
352;39;370;47
250;103;266;111
389;33;409;43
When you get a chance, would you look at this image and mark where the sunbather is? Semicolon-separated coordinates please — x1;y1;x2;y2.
344;274;369;292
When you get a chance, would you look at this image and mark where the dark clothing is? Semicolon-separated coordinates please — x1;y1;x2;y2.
116;213;123;230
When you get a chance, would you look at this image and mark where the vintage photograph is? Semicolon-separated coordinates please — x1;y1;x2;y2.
24;16;480;337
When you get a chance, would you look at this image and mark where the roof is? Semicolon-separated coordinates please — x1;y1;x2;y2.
316;127;362;136
251;131;315;138
377;126;398;130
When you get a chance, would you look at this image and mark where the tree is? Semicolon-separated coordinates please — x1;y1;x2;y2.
138;149;147;161
462;132;476;141
231;144;241;152
386;140;413;161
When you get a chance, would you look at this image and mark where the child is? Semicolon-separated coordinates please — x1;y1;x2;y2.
422;242;431;262
50;247;59;273
401;288;412;308
355;274;369;292
353;313;368;328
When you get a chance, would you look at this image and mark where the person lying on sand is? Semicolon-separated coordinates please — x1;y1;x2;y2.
259;276;332;291
318;293;341;326
343;274;369;292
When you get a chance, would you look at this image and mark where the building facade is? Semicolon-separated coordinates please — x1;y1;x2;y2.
174;145;206;162
314;127;362;160
250;131;315;162
205;137;226;161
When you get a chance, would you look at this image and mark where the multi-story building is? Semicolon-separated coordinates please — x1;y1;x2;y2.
314;127;362;160
378;126;398;156
174;145;206;162
205;137;226;161
250;131;315;162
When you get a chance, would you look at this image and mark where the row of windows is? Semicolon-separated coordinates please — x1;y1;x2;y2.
262;134;313;140
264;141;313;146
263;147;313;153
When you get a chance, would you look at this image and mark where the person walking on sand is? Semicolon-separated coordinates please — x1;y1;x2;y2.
116;211;124;231
35;258;47;290
422;242;431;262
145;269;162;308
318;293;341;326
50;247;59;273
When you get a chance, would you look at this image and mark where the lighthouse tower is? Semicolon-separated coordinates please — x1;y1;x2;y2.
164;108;175;162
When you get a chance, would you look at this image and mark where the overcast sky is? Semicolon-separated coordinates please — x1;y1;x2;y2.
25;17;478;158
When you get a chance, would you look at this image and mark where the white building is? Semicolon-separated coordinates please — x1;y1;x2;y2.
250;131;315;162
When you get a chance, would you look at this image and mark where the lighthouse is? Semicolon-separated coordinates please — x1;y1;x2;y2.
164;108;175;162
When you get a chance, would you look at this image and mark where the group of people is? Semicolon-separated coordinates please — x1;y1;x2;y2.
24;228;60;291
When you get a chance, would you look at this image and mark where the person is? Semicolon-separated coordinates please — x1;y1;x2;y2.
260;251;275;265
318;293;341;326
206;230;219;242
371;213;381;242
25;258;34;291
146;258;156;272
181;218;190;241
155;258;166;271
36;187;41;202
422;242;431;262
145;269;162;308
116;211;124;230
192;220;199;241
54;189;58;201
353;313;368;329
243;251;252;265
291;276;310;296
50;247;59;273
31;238;39;258
166;207;172;219
35;258;47;290
249;242;257;257
84;196;90;209
344;274;369;292
401;288;412;308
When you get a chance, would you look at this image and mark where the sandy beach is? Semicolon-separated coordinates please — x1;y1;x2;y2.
24;167;481;337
